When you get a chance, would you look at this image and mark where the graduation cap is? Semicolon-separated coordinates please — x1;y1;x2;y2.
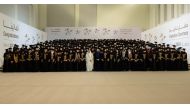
5;48;9;51
176;47;182;51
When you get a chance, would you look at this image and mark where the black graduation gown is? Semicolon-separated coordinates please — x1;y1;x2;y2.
34;51;40;72
62;54;68;71
68;54;74;71
128;58;132;71
3;52;11;72
173;52;178;71
152;53;157;71
26;52;33;72
168;52;176;71
181;52;188;71
75;53;81;71
147;53;153;71
164;52;170;70
39;49;44;72
121;52;129;71
157;52;165;71
94;52;101;71
31;51;36;72
137;54;144;71
99;52;104;71
48;51;55;72
41;52;48;72
136;59;143;71
12;52;19;72
56;52;62;71
80;52;86;71
108;53;114;71
130;53;136;71
103;52;108;71
112;52;117;71
176;53;182;71
18;51;26;72
141;53;147;71
115;53;122;71
72;53;77;71
9;53;14;72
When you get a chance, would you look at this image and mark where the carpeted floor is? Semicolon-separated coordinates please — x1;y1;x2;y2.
0;71;190;104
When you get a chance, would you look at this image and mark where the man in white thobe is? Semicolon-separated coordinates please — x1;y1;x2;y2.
86;48;94;71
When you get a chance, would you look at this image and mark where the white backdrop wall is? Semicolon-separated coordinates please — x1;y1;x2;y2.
141;13;190;64
0;12;47;68
46;27;142;40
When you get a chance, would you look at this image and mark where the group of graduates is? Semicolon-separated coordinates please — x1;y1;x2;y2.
3;39;188;72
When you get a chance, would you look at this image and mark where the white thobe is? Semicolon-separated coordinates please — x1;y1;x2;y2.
86;52;94;71
128;50;132;60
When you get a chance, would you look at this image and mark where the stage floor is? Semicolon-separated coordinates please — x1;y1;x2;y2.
0;71;190;104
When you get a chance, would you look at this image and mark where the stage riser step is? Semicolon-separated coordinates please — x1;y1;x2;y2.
0;67;190;71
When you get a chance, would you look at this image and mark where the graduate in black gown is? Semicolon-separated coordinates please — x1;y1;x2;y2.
108;49;114;71
94;49;101;71
152;49;157;71
115;49;121;71
164;46;170;70
170;48;177;71
80;49;86;71
131;49;139;71
26;48;33;72
142;48;147;71
99;47;104;71
3;49;11;72
75;49;81;71
49;47;55;71
157;48;165;71
34;47;40;72
181;48;188;71
127;48;133;71
121;48;129;71
146;48;153;71
68;49;74;71
63;51;68;71
56;48;62;71
12;48;19;72
18;47;26;72
103;49;108;71
41;48;49;72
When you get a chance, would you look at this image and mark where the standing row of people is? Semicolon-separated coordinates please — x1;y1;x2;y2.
3;39;188;72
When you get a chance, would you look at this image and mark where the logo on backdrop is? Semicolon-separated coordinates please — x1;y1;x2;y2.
169;24;189;38
3;31;19;39
3;20;19;31
2;20;19;39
